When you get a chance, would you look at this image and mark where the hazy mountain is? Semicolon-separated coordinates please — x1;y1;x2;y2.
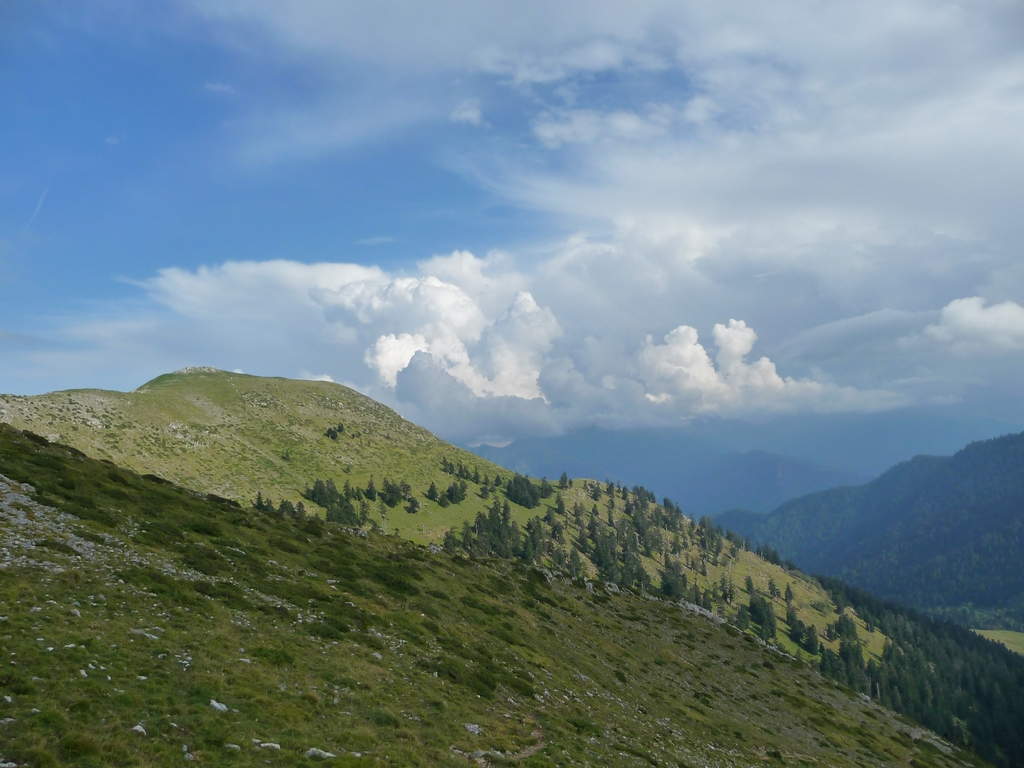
474;433;865;516
469;410;1013;518
719;432;1024;629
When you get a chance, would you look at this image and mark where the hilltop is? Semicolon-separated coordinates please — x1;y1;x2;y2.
0;368;512;545
718;432;1024;629
0;424;991;768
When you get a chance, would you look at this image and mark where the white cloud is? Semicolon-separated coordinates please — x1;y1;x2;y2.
637;320;896;414
9;2;1024;432
299;369;335;382
925;296;1024;352
365;332;429;387
451;100;483;125
533;106;674;148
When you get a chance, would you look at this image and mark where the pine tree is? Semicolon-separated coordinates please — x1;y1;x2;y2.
443;528;459;554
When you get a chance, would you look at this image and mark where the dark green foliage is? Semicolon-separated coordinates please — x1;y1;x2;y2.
505;474;541;508
444;479;468;504
748;590;776;639
722;432;1024;628
660;559;688;599
380;477;409;507
815;577;1024;767
302;478;360;524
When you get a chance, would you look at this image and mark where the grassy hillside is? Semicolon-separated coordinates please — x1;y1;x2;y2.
717;433;1024;629
0;424;986;768
0;372;892;655
0;370;887;664
976;630;1024;656
0;368;519;544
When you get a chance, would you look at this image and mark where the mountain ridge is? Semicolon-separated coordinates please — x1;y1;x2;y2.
718;432;1024;629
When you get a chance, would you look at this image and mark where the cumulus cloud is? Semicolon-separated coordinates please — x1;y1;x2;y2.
637;320;895;414
925;297;1024;352
8;2;1024;433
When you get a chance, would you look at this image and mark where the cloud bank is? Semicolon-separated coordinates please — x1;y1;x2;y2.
4;1;1024;440
22;246;1024;443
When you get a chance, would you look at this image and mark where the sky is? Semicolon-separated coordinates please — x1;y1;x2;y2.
2;1;1024;450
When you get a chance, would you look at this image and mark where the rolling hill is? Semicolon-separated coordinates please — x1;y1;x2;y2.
0;423;1004;768
718;432;1024;629
0;368;513;546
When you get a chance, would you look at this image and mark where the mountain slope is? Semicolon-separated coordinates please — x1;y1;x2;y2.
0;424;984;768
0;369;883;658
719;432;1024;627
0;368;515;545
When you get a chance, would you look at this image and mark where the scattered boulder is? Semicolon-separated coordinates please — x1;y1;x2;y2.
225;744;241;751
464;723;482;735
209;699;228;712
131;724;146;736
260;742;281;750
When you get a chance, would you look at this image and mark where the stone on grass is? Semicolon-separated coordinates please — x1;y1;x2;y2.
305;748;337;758
132;724;147;735
260;742;281;750
225;744;241;751
209;699;228;712
463;723;482;735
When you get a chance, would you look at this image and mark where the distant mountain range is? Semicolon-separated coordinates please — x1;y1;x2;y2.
469;411;1014;518
474;433;865;516
718;431;1024;629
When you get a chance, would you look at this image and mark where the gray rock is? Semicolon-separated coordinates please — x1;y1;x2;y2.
463;723;482;735
305;747;338;758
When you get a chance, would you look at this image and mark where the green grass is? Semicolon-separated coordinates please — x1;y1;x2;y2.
0;424;983;768
0;368;514;544
0;369;885;663
975;629;1024;655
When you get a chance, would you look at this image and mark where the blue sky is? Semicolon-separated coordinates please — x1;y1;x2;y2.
3;1;1024;452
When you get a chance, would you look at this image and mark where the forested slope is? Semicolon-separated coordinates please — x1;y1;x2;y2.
719;432;1024;628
